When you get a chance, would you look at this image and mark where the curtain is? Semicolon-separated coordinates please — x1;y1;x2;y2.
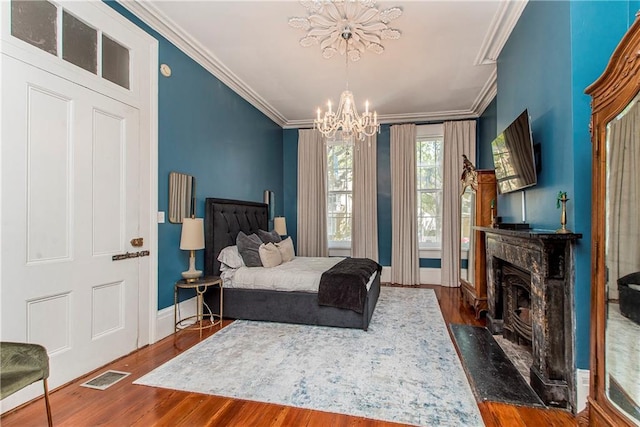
297;129;328;257
352;135;379;260
607;101;640;299
390;124;419;285
442;120;476;287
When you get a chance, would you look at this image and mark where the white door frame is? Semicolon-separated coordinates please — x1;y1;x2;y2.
0;1;159;347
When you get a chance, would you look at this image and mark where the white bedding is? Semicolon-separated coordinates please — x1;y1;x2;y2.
221;256;376;293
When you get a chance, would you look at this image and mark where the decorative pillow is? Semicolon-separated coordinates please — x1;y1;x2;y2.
257;229;282;244
236;231;263;267
217;245;245;269
258;242;283;268
276;237;295;263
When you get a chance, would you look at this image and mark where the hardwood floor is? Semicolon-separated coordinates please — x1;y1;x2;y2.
1;285;577;426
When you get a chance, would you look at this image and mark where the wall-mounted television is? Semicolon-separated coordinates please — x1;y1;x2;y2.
491;109;537;194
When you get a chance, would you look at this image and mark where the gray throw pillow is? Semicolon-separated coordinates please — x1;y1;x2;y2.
236;231;263;267
257;228;282;244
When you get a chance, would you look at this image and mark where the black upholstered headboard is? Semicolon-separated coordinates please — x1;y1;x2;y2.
204;198;268;276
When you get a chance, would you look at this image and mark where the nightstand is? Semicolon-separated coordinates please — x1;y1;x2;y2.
174;276;223;339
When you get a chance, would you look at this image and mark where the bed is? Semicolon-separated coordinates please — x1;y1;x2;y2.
202;197;381;330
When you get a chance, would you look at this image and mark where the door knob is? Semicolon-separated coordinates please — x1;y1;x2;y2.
130;237;144;247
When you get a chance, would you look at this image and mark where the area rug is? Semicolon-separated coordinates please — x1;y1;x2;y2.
135;287;484;426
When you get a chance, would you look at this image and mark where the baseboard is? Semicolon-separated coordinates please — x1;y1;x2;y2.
379;267;442;285
420;268;441;285
576;368;590;413
155;297;198;341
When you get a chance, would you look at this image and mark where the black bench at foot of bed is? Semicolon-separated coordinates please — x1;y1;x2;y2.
204;272;381;331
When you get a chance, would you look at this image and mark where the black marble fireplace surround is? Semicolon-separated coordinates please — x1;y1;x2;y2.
477;227;582;411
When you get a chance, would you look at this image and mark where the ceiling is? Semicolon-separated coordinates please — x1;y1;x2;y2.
121;1;527;128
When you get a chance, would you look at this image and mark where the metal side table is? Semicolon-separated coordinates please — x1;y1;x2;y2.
174;276;223;340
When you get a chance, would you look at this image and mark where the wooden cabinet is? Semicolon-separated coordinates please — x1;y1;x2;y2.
581;16;640;427
460;170;496;318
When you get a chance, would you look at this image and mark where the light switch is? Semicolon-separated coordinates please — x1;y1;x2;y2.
157;211;165;223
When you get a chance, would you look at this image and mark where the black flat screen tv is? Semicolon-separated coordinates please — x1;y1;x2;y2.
491;109;537;194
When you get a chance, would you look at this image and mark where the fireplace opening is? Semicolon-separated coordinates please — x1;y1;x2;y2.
501;263;533;346
492;262;535;389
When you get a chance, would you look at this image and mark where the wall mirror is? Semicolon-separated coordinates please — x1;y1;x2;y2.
169;171;195;223
263;190;275;222
584;17;640;427
460;186;474;285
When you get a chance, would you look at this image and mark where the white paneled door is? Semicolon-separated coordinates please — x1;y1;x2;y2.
1;53;140;402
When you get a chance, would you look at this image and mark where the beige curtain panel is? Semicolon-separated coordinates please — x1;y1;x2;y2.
352;135;379;261
607;101;640;299
297;129;328;257
390;124;420;285
442;120;476;287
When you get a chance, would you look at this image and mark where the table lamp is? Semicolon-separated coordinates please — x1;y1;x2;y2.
180;217;204;282
274;217;287;236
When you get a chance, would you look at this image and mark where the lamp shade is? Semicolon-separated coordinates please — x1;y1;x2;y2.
180;218;204;250
274;217;287;236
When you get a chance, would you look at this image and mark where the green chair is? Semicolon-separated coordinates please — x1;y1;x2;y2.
1;342;52;426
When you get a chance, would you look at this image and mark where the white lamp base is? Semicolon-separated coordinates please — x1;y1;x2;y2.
182;269;202;282
182;252;202;282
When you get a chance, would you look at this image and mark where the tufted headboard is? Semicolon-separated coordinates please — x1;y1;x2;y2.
204;198;268;277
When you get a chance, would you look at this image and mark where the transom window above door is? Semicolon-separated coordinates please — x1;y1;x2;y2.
11;0;130;89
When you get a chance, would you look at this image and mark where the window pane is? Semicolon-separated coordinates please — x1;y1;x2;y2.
11;0;57;56
327;192;352;242
102;34;130;89
327;145;353;244
416;137;443;247
63;11;97;74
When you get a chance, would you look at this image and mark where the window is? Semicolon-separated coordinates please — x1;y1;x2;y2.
327;143;352;247
11;0;131;90
416;125;443;249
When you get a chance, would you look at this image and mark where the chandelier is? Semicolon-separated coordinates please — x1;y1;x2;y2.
289;1;402;143
314;28;380;142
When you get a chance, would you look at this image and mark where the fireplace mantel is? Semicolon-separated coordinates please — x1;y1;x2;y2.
477;227;582;411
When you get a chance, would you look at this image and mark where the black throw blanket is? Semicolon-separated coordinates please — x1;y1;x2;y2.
318;258;382;313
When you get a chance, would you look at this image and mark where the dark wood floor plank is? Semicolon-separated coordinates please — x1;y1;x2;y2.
1;285;576;426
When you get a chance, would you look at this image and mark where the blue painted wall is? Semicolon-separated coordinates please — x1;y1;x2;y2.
479;0;633;370
478;98;497;170
106;2;283;310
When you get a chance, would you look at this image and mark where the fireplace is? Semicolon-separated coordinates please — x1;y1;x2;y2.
479;227;581;411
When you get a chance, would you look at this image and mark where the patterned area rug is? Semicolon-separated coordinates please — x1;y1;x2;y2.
135;287;484;426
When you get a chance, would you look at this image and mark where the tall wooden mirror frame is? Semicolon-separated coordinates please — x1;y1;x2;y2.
582;16;640;427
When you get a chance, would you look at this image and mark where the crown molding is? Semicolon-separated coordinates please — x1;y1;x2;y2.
284;109;479;129
474;0;528;65
471;68;497;117
119;0;507;130
117;0;287;127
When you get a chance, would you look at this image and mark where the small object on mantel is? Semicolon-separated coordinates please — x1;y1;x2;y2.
556;191;571;234
460;154;478;196
495;222;530;230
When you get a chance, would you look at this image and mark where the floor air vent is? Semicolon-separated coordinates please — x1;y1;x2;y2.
80;370;131;390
